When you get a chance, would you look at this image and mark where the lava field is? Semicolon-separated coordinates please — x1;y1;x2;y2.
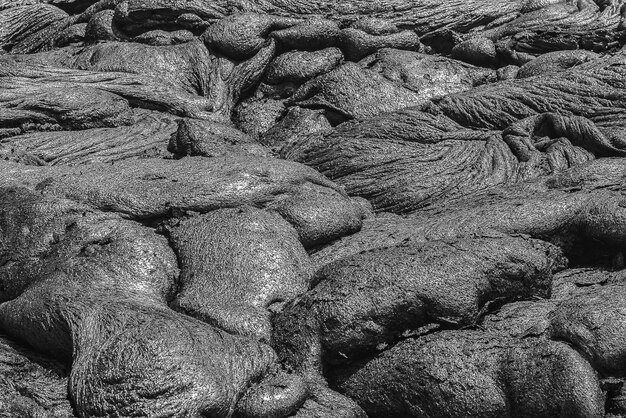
1;0;626;417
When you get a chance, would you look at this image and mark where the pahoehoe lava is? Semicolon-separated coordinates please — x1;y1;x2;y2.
1;0;626;417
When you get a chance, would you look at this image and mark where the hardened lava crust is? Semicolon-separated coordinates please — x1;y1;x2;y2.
1;0;626;417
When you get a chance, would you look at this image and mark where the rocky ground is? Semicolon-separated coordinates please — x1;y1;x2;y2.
1;0;626;417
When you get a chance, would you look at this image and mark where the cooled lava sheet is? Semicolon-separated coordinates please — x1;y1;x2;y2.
1;1;626;417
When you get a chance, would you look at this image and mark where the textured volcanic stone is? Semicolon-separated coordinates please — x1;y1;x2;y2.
201;13;298;61
1;39;276;120
0;187;363;418
4;1;626;416
0;54;219;119
482;1;626;58
132;29;195;45
289;62;427;120
0;156;366;247
283;108;522;213
0;81;133;131
169;206;313;341
233;96;287;138
114;0;525;35
309;158;626;266
549;280;626;374
265;48;344;85
0;188;179;358
337;330;604;418
480;299;556;338
84;9;122;42
261;106;332;152
338;28;422;61
0;4;70;53
360;48;493;98
0;334;73;417
482;267;626;374
53;22;86;46
3;109;177;165
273;235;565;372
270;18;340;50
71;40;211;94
169;117;270;158
429;54;626;131
516;50;600;78
451;37;497;66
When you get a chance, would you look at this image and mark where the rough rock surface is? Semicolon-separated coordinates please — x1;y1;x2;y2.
0;187;364;417
2;1;626;417
2;109;177;164
169;206;313;341
310;158;626;266
0;334;73;417
338;331;605;418
273;235;566;372
169;117;269;158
